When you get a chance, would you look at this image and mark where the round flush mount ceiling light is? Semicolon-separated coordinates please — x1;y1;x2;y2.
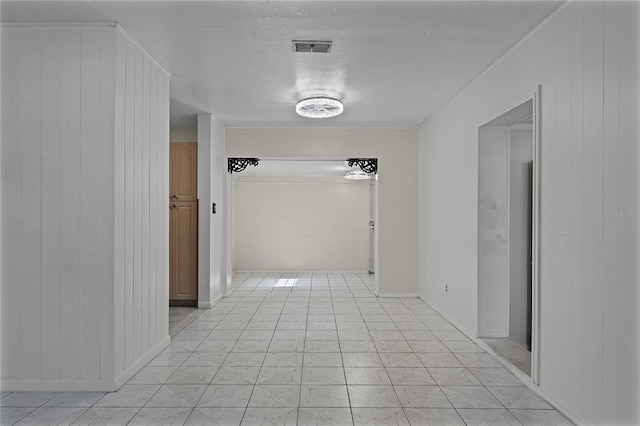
296;96;344;118
345;170;370;180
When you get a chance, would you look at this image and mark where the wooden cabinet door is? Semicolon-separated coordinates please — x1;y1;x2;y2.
170;201;198;301
170;142;197;201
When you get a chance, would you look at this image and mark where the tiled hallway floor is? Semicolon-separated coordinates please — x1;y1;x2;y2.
481;338;532;377
170;307;201;337
0;273;572;425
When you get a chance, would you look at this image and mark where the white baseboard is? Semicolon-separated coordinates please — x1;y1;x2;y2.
0;378;117;392
113;335;171;389
420;297;584;426
211;293;223;306
377;292;420;298
1;336;171;392
198;294;223;309
477;331;508;338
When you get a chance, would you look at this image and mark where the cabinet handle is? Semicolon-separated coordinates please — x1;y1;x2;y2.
172;204;176;208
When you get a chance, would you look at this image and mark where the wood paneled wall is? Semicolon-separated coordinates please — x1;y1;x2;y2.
418;2;639;424
1;24;170;390
112;28;171;382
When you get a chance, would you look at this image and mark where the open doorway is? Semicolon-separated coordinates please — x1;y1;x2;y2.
228;158;379;295
477;89;539;382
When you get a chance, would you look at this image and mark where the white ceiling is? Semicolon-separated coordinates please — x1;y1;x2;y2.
1;1;562;128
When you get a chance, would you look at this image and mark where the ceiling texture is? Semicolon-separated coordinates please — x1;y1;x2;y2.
2;1;562;128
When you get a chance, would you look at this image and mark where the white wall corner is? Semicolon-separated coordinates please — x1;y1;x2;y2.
113;335;170;390
197;114;213;306
210;116;227;301
114;24;171;77
197;114;227;308
198;294;223;310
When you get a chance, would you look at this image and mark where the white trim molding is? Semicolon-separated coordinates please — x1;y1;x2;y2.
198;294;223;309
377;292;420;298
1;335;170;392
0;379;117;393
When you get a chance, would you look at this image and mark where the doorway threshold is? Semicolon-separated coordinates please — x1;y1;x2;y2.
481;337;531;376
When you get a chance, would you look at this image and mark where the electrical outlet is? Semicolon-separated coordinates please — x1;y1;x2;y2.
445;284;448;294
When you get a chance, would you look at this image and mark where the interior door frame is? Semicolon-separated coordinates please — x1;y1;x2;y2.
476;86;541;385
367;177;376;275
223;157;380;296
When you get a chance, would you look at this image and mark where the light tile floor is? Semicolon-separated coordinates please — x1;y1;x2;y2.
481;338;532;377
0;273;573;425
170;307;201;337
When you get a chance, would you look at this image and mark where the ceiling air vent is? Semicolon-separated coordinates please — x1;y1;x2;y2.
292;40;332;53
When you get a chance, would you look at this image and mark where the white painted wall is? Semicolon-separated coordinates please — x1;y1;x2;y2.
418;2;639;424
197;116;211;307
232;176;368;271
210;118;227;302
509;127;533;346
1;24;170;391
226;128;419;295
170;127;197;142
197;115;227;308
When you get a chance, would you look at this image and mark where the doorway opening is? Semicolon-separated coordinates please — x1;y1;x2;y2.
226;158;379;296
477;89;540;382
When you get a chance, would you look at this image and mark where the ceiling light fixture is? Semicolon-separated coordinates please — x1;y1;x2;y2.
345;170;370;180
296;96;344;118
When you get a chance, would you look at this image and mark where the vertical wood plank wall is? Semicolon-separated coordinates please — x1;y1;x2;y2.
418;2;639;424
112;28;171;382
0;24;170;389
1;25;116;387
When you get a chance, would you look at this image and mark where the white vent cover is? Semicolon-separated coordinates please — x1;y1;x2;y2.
292;40;332;53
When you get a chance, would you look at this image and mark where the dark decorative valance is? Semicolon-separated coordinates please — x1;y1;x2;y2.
228;158;260;174
347;158;378;174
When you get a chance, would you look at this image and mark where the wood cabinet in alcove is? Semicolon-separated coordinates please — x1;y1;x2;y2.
170;201;198;302
169;142;197;305
170;142;197;201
